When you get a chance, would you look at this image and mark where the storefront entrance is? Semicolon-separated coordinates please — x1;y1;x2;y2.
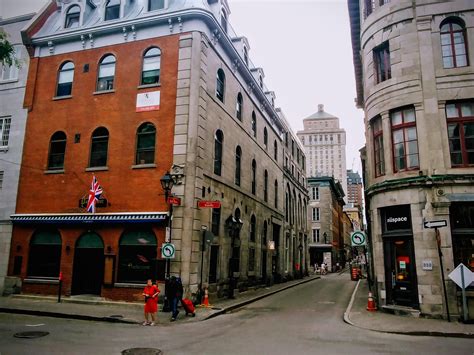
383;237;419;308
72;233;104;295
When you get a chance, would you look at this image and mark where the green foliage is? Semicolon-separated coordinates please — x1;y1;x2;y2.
0;29;19;68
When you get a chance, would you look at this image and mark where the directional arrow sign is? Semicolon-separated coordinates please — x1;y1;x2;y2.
423;220;447;229
351;231;366;247
161;243;176;259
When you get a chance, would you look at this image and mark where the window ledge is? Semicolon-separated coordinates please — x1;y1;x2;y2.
114;282;145;288
24;278;59;285
131;163;156;169
0;147;9;153
0;78;19;85
86;166;109;172
93;89;115;95
137;83;160;89
53;95;72;101
44;169;65;174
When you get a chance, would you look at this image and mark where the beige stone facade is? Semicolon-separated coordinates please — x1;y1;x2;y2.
349;0;474;318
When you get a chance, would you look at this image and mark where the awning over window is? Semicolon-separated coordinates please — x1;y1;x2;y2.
120;231;157;246
31;231;62;245
76;232;104;249
11;212;168;225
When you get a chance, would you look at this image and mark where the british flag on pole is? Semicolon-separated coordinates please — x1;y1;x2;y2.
86;175;103;213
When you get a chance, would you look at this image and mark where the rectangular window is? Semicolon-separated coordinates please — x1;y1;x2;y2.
312;186;320;200
312;229;320;243
364;0;374;19
0;46;20;82
374;42;391;84
0;171;3;189
380;0;390;4
391;107;419;172
372;116;385;176
312;207;320;221
446;101;474;167
148;0;165;11
0;116;12;148
211;208;221;236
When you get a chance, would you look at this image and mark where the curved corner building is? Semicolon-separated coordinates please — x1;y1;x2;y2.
349;0;474;318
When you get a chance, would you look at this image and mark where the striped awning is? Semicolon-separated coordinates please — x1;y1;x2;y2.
11;212;168;225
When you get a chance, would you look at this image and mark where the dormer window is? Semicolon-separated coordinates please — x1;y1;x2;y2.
221;9;228;33
65;5;80;28
105;0;120;21
148;0;165;11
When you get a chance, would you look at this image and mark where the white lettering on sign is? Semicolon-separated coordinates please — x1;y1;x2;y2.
387;217;408;223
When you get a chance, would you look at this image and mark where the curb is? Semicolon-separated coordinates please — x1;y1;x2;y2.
204;276;320;320
342;280;474;339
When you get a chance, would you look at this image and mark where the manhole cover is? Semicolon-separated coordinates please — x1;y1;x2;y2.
122;348;162;355
14;331;50;339
109;315;124;319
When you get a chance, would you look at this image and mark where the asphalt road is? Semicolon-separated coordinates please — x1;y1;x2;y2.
0;273;472;355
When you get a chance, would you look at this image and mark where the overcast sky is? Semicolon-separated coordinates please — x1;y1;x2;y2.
2;0;365;174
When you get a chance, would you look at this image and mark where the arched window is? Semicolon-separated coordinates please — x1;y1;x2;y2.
28;230;62;278
263;127;268;148
65;5;80;28
216;69;225;102
105;0;120;21
251;159;256;195
141;47;161;85
236;93;243;121
273;140;278;160
440;18;468;68
250;215;256;242
118;230;159;283
48;131;67;170
235;145;241;186
135;123;156;164
148;0;165;11
264;170;268;202
56;61;74;97
274;179;278;208
89;127;109;167
221;9;228;32
97;54;116;91
251;111;257;138
214;130;223;175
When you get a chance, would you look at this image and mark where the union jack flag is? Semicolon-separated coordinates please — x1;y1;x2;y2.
86;175;103;213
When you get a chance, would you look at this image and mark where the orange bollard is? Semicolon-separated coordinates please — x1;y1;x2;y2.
201;288;211;307
367;292;377;311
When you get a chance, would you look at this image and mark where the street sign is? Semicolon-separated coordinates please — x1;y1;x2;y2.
161;243;176;259
198;200;221;208
168;196;181;206
423;220;447;229
448;263;474;289
351;231;366;247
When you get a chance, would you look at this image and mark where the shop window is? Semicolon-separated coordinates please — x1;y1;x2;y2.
446;101;474;167
97;54;116;91
105;0;120;21
65;5;80;28
27;230;62;278
141;47;161;85
56;61;74;97
451;203;474;275
440;18;468;69
391;107;419;172
89;127;109;167
118;230;160;283
48;131;67;170
135;122;156;164
214;130;223;175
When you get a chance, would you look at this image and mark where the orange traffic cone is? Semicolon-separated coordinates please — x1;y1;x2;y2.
201;288;211;307
367;292;377;311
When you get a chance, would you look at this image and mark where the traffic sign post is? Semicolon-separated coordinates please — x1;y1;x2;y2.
351;231;366;247
423;220;447;229
161;243;176;259
449;263;474;322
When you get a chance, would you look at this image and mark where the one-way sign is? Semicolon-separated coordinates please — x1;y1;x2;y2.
423;220;447;229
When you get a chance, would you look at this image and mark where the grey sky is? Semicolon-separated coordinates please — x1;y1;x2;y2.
2;0;365;174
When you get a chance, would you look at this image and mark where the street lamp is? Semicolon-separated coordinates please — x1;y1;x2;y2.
323;232;328;245
298;242;303;279
226;215;243;299
160;171;174;312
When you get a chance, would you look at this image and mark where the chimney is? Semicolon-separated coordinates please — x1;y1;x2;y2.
318;104;324;112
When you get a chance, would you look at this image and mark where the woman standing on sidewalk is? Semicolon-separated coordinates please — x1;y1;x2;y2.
142;279;160;326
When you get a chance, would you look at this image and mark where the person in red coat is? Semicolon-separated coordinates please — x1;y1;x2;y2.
142;279;160;326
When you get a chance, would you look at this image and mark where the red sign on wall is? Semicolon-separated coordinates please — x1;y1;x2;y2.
168;197;181;206
198;200;221;208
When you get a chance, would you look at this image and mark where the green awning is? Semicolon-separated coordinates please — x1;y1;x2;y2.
120;231;157;246
31;231;62;245
76;232;104;249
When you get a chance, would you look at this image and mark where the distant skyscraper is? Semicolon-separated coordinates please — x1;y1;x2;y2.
297;104;347;197
346;169;363;208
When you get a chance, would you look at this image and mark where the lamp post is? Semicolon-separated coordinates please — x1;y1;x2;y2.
199;225;208;304
160;171;174;312
323;232;328;245
226;215;243;299
298;242;303;279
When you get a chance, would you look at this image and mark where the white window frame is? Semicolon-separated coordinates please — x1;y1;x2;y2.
0;116;12;149
0;46;20;82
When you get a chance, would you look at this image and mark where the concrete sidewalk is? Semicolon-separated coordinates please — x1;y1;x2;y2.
344;278;474;338
0;275;320;326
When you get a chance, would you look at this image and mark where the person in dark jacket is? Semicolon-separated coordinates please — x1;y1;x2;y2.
168;276;183;321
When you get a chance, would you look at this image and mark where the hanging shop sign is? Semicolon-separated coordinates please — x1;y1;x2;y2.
197;200;221;208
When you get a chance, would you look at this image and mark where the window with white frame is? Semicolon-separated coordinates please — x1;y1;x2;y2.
312;229;320;243
0;46;20;82
0;116;12;148
312;186;319;200
312;207;320;221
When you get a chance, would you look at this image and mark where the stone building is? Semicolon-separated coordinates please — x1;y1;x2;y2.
8;0;307;301
307;176;346;271
349;0;474;318
0;13;34;295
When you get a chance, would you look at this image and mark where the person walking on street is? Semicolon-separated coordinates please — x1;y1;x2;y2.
168;276;184;321
321;262;327;275
142;279;160;326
